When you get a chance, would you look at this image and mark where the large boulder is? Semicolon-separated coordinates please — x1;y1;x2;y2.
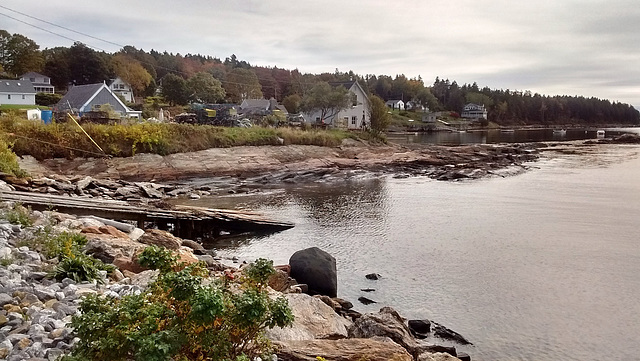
289;247;337;297
274;338;413;361
266;293;351;341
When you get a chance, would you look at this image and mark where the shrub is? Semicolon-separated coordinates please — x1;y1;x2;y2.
0;137;28;178
52;254;112;283
65;253;294;361
137;245;178;272
1;203;34;227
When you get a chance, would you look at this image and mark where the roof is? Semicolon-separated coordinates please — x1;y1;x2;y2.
241;99;270;109
20;72;50;80
57;83;104;110
0;80;36;94
385;99;404;104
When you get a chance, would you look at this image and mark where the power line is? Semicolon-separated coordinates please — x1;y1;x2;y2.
0;5;121;49
0;5;321;92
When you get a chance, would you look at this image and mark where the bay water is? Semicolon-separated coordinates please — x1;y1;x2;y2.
192;143;640;361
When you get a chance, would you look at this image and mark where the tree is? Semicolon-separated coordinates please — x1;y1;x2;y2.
368;95;391;133
282;94;302;114
224;68;262;103
111;54;153;96
299;82;354;123
0;31;43;75
68;42;111;85
43;47;71;90
186;72;225;103
161;73;190;105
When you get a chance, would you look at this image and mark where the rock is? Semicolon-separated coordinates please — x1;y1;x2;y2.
314;295;341;311
128;228;145;241
361;288;376;292
408;319;432;338
432;321;472;345
289;247;337;297
348;307;422;357
265;293;351;341
86;216;135;233
0;293;13;307
457;352;471;361
181;239;206;254
113;256;146;274
97;225;129;239
195;255;225;270
138;229;181;250
75;176;93;191
128;270;159;288
83;237;142;264
418;352;463;361
274;338;413;361
267;268;294;293
136;182;164;198
332;297;353;310
358;296;377;305
366;273;382;280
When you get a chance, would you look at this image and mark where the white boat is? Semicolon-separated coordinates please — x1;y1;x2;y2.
553;129;567;135
597;130;605;138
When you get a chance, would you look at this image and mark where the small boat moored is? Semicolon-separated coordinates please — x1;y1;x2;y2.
597;129;605;138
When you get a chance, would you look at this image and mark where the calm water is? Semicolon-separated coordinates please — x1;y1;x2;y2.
386;128;634;145
188;143;640;361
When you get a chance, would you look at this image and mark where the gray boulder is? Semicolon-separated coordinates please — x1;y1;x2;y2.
289;247;337;297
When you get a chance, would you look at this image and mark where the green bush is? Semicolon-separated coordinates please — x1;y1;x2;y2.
0;137;28;178
1;203;34;227
52;254;113;283
64;253;294;361
137;245;178;272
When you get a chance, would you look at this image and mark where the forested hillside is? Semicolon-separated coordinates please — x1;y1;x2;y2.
1;30;637;125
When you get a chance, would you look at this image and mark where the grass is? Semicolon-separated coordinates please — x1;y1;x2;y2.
0;104;50;111
0;114;362;160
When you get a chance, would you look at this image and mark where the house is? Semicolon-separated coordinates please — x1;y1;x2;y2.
55;82;141;118
461;103;488;119
405;101;426;112
304;80;370;130
0;80;36;105
385;99;405;111
239;98;289;117
422;112;437;123
19;72;55;94
109;77;134;103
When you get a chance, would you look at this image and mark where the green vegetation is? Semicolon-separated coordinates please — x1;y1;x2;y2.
368;95;391;134
0;137;27;177
63;251;294;361
1;203;34;227
42;231;114;283
0;114;356;159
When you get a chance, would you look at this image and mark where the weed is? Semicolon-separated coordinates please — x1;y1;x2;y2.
1;203;34;227
0;255;13;266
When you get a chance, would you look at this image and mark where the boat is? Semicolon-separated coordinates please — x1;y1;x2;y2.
597;130;605;138
552;129;567;135
500;129;515;133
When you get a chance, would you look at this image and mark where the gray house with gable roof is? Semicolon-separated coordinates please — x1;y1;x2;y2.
0;80;36;105
55;82;141;118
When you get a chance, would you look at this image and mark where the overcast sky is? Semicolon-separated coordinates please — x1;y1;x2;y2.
2;0;639;108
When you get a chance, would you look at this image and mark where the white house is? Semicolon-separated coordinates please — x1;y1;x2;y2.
385;99;405;111
405;101;426;112
0;80;36;106
55;82;141;118
109;77;135;103
461;103;488;119
19;72;54;94
305;80;370;130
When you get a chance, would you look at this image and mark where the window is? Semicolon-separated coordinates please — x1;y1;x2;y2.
7;94;10;100
119;84;125;89
351;116;357;124
22;95;25;100
30;78;36;82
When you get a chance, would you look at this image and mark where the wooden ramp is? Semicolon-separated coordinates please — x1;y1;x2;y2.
0;190;294;239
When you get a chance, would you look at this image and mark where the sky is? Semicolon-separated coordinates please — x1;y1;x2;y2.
1;0;639;108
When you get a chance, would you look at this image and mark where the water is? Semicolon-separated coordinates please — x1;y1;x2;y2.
386;128;634;145
188;144;640;361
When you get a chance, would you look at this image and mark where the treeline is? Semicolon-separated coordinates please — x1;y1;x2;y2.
0;29;637;125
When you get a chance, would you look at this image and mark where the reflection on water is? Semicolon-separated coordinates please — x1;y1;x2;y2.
190;144;640;361
386;128;633;145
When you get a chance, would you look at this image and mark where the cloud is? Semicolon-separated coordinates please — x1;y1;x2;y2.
1;0;638;106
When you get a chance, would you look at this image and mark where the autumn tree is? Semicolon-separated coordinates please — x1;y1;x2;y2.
187;72;225;103
368;95;391;133
299;82;354;123
161;73;190;105
224;68;262;103
111;54;153;96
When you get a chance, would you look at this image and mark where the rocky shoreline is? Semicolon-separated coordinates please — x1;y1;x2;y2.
0;204;473;361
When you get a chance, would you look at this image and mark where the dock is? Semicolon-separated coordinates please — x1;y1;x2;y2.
0;190;294;239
